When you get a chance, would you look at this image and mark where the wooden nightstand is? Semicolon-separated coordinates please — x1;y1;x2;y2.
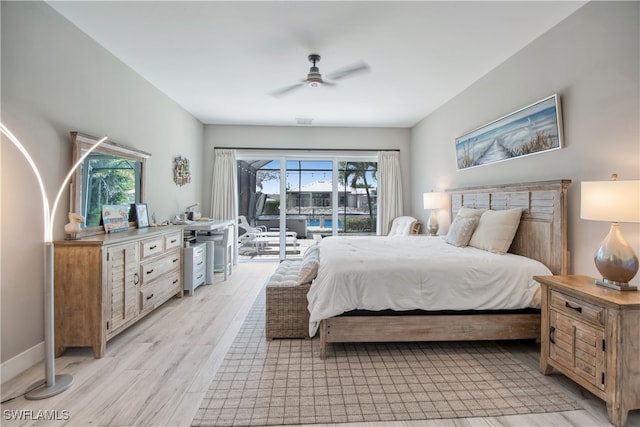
534;275;640;427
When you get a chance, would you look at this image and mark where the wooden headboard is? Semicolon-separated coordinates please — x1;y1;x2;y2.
447;180;571;275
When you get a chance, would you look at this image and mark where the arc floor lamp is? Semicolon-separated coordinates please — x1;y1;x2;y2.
1;123;107;399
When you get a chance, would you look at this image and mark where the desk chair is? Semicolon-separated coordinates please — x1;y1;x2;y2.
211;226;233;281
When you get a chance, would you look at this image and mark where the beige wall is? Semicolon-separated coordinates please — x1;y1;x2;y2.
1;2;203;367
410;1;639;285
202;125;412;216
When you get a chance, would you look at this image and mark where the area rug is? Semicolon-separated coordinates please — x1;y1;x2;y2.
192;291;581;427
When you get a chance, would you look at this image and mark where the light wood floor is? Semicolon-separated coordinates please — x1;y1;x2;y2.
1;262;638;427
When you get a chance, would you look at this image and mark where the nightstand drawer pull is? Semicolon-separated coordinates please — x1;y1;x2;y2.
549;326;556;344
146;293;154;300
565;301;582;313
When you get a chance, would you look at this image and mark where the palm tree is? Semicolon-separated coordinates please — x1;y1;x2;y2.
338;162;377;232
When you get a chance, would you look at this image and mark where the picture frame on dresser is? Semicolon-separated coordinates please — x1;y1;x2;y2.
101;204;131;233
134;203;149;228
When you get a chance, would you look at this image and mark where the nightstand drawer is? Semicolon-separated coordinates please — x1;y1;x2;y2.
549;309;605;390
550;290;605;326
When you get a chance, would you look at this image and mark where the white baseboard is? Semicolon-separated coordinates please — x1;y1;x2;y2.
1;341;44;384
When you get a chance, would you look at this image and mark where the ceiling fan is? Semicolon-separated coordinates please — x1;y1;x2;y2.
269;54;370;98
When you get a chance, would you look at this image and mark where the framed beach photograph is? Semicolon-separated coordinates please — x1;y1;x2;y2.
455;94;563;170
101;204;131;234
134;203;149;228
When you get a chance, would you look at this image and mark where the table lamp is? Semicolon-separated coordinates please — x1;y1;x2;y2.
580;174;640;291
423;191;444;235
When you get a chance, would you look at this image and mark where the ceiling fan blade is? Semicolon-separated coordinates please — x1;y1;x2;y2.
326;61;370;81
268;82;305;98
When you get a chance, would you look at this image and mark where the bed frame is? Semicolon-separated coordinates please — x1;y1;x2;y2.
318;179;571;359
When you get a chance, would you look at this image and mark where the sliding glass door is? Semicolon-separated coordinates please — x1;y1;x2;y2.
338;161;377;236
237;153;377;262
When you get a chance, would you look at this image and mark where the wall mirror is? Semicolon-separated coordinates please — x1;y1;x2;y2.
70;131;151;235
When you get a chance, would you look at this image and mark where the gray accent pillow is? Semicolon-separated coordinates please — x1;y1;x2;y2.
445;216;479;247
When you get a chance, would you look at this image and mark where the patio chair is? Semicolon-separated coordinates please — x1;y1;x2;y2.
237;215;267;253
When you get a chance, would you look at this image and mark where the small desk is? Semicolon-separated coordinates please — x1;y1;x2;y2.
182;219;234;233
184;220;234;284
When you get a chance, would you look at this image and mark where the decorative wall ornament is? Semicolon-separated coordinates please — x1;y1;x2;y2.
173;155;191;186
455;94;563;170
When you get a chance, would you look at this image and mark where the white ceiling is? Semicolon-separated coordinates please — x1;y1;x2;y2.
47;1;586;128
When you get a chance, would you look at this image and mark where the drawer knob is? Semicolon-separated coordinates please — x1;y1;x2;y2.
173;258;179;263
150;245;158;250
565;301;582;313
549;326;556;344
172;279;179;284
171;239;177;243
146;293;154;300
147;268;154;275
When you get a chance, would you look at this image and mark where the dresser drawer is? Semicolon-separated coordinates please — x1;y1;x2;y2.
164;232;182;251
550;290;605;326
140;236;164;259
140;271;181;315
140;248;181;285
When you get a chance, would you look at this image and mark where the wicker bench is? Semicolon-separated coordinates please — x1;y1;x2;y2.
265;260;311;340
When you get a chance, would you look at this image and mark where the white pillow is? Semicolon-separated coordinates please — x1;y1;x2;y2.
445;216;479;247
456;206;487;219
297;243;320;285
468;208;523;254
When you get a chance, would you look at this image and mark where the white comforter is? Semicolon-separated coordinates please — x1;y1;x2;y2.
307;235;551;336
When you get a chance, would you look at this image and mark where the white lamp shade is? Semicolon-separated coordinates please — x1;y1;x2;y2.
423;192;445;210
581;180;640;223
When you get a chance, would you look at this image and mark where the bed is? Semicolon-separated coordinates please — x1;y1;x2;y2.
311;180;570;359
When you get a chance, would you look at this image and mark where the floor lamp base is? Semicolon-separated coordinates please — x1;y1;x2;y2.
24;374;73;400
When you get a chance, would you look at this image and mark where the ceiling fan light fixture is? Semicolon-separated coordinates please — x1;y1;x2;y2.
269;53;368;97
306;77;323;88
306;54;323;88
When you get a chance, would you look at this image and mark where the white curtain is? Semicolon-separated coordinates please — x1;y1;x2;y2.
210;149;238;263
377;151;403;235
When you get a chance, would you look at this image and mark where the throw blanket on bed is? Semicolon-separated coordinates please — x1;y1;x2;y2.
307;235;551;336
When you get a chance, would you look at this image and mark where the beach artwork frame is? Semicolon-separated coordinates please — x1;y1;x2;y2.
101;204;131;233
455;94;563;170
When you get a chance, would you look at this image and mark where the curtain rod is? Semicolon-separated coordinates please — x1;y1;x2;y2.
214;147;400;152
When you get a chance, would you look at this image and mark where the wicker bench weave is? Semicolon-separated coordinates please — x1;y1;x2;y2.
265;260;311;340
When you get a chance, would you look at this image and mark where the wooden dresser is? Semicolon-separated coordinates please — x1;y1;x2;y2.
54;226;183;358
535;275;640;427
